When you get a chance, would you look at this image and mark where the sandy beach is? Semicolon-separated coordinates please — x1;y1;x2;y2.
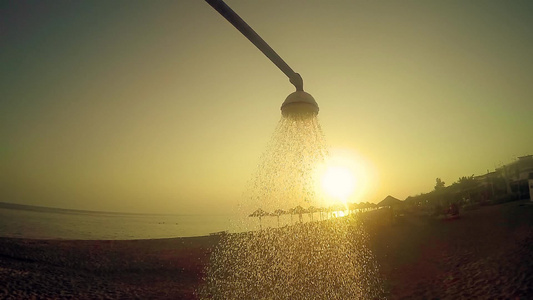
1;200;532;299
365;200;533;299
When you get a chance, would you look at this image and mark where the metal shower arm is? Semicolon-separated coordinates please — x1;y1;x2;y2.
205;0;303;91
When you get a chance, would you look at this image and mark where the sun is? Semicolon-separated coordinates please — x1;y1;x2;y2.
321;166;356;200
315;148;377;206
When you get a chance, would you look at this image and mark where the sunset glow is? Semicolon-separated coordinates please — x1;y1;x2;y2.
1;2;532;299
321;166;356;200
1;1;531;215
316;149;377;206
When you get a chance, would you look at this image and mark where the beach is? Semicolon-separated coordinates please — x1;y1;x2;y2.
366;200;533;299
1;200;532;299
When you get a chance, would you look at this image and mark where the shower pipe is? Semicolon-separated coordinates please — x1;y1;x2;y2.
205;0;304;92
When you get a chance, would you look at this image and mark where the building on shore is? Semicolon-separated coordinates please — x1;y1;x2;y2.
497;155;533;200
404;155;533;210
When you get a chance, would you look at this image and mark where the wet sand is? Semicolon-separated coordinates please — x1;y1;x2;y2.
1;200;532;299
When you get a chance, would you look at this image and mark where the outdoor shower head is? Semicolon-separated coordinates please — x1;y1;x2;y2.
281;91;319;118
206;0;319;118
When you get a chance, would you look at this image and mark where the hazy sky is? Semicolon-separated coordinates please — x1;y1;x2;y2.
2;0;532;214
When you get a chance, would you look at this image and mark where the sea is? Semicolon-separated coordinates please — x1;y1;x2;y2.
0;202;304;240
0;202;237;240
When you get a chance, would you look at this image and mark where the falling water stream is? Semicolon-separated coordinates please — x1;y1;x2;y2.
243;114;327;213
200;114;384;299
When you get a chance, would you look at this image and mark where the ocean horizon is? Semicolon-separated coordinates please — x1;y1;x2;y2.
0;202;238;240
0;202;313;240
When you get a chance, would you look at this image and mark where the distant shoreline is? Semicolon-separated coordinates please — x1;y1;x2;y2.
0;203;236;240
0;201;224;217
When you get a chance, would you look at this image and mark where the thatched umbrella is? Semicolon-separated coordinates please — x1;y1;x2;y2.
329;204;346;217
318;207;327;220
359;202;372;212
377;195;403;208
249;208;269;230
271;209;287;227
292;205;307;223
288;208;295;224
307;206;318;221
348;202;356;214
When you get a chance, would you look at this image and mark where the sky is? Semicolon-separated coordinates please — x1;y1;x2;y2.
2;0;532;214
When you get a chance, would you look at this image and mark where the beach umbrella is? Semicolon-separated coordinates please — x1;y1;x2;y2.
377;195;403;208
360;202;372;212
249;208;269;230
292;205;307;223
318;207;326;220
329;204;346;217
271;209;287;227
307;206;318;221
348;202;357;214
288;208;295;225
